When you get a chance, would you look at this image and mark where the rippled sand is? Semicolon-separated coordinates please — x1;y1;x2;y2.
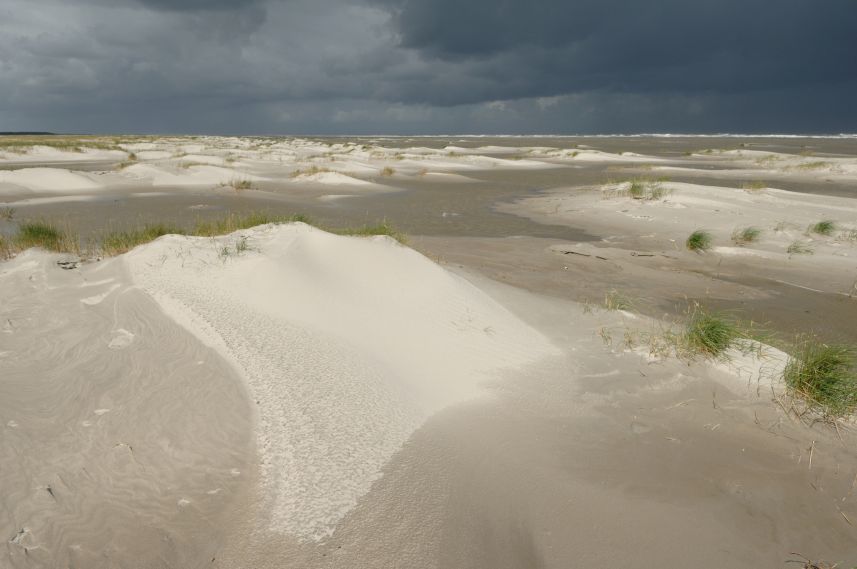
2;135;857;568
1;251;254;568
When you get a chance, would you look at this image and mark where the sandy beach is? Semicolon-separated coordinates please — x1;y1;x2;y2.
2;135;856;568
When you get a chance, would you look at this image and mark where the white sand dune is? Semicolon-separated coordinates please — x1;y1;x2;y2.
0;146;126;163
175;154;228;166
119;163;263;187
289;171;373;186
125;224;557;540
0;167;102;194
132;150;173;160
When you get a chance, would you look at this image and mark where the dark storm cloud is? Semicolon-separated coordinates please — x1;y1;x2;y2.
133;0;262;10
375;0;857;101
0;0;855;134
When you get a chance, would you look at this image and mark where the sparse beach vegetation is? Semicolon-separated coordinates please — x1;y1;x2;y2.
615;178;670;200
333;220;408;244
101;223;184;255
731;226;761;246
809;219;835;236
14;221;78;254
290;165;330;178
794;161;831;171
783;336;857;417
686;229;712;252
741;180;767;191
604;289;634;311
227;178;254;191
754;154;779;166
193;211;310;237
681;306;741;358
787;241;814;255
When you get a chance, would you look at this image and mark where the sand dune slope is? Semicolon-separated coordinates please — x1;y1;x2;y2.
0;168;102;194
0;252;254;569
125;223;557;540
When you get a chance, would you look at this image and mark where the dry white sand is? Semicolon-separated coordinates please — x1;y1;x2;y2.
0;146;126;163
124;224;557;540
4;136;857;568
504;180;857;296
0;168;103;193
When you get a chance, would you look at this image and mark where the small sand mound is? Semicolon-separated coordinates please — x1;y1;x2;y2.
120;163;261;186
290;171;371;186
125;224;556;540
0;167;102;193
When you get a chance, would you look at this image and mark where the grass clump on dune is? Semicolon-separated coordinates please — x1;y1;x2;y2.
787;240;814;256
783;337;857;417
794;161;831;171
0;135;133;154
731;226;761;246
228;178;254;191
622;178;670;201
0;235;11;259
333;221;408;244
686;229;713;252
193;212;310;237
682;306;741;358
809;219;836;236
290;165;330;178
741;180;767;191
14;221;78;254
101;223;184;255
604;289;634;311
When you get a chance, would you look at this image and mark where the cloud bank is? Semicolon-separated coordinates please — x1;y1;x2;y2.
1;0;855;134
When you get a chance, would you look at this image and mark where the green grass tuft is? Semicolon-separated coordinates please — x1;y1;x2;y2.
101;223;184;255
794;161;830;171
731;226;761;246
686;229;713;252
783;337;857;417
193;212;309;237
682;307;741;357
290;165;330;178
225;178;254;191
604;289;634;311
810;220;835;236
622;178;670;201
787;240;814;255
14;222;77;253
741;180;767;191
333;221;408;244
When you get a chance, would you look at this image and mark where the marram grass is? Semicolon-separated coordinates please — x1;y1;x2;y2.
732;226;761;246
682;307;741;357
14;221;78;254
783;337;857;417
686;229;713;252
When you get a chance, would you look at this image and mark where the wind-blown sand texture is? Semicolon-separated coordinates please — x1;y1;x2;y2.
2;134;857;568
125;224;555;540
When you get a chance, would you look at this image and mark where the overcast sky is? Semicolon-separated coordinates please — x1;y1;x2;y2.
1;0;855;134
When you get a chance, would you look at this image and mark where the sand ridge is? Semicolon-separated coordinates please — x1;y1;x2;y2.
124;223;558;540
